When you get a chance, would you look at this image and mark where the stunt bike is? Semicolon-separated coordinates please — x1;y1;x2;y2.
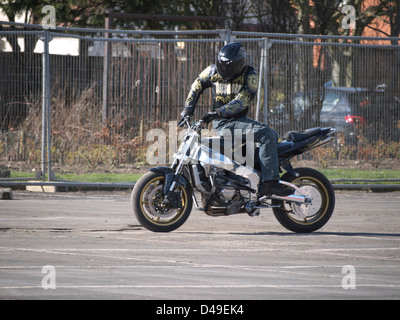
132;116;336;233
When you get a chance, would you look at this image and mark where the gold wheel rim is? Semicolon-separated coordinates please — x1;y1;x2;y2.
284;176;329;225
139;176;188;226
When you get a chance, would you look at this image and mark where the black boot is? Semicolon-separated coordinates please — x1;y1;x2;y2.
257;180;292;197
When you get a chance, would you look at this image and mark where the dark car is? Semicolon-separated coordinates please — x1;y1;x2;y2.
320;87;370;144
269;91;320;134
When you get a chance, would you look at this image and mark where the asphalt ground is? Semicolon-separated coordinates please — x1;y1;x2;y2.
0;189;399;301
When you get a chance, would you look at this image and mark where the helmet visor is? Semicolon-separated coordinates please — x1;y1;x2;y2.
217;58;245;81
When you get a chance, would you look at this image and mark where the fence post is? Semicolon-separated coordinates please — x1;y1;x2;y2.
102;13;112;128
263;38;271;126
220;28;232;45
256;38;271;125
255;41;265;122
41;30;52;181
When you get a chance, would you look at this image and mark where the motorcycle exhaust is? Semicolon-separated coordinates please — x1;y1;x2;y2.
261;180;312;204
270;194;312;204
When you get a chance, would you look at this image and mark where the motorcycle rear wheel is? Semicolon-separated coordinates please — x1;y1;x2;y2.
272;167;335;233
131;171;193;232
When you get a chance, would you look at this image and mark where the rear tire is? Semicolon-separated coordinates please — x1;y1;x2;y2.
131;171;193;232
272;167;335;233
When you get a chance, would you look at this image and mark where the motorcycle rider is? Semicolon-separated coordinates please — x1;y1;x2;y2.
180;42;291;197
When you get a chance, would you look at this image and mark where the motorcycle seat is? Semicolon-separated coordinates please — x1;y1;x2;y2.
283;127;321;142
277;140;294;153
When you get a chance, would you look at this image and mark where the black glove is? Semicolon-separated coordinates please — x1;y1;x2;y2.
178;108;193;127
201;111;221;124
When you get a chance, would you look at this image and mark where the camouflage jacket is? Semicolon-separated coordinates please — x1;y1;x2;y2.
184;64;258;119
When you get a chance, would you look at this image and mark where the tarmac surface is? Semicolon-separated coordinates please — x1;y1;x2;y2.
0;189;399;300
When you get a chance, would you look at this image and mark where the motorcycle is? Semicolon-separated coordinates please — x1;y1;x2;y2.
131;116;336;233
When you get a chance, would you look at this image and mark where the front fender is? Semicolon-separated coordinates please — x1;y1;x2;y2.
149;166;190;189
149;166;174;175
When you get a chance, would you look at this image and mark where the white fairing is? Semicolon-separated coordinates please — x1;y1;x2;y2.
174;130;260;200
195;138;260;200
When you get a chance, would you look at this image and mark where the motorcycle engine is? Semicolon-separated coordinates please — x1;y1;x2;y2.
202;169;252;216
219;182;239;202
214;171;249;205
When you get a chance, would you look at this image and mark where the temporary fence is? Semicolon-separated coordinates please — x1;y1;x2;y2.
0;21;399;189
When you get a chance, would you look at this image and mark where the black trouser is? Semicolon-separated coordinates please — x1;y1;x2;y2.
214;117;280;182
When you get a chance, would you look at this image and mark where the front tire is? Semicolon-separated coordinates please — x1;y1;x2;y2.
272;167;335;233
131;171;193;232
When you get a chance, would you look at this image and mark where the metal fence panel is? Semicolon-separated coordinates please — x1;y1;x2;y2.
1;22;399;187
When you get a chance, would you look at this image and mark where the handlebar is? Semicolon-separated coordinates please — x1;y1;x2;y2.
179;116;205;131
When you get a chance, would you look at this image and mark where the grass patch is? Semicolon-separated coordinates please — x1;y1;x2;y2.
10;171;37;179
9;168;400;184
56;172;142;183
320;169;400;183
10;171;142;183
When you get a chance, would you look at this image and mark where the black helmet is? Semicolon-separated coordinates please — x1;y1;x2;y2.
217;42;246;81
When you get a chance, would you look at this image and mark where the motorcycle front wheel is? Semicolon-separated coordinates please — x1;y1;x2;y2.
272;167;335;233
131;171;193;232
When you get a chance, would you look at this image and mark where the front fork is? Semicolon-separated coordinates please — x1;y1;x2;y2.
161;160;185;206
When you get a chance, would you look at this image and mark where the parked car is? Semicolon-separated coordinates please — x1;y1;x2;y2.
320;87;370;145
269;91;320;134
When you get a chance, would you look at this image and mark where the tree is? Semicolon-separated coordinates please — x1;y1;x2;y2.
367;0;400;41
225;0;252;30
367;1;400;130
0;0;107;51
252;0;298;33
289;1;392;87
